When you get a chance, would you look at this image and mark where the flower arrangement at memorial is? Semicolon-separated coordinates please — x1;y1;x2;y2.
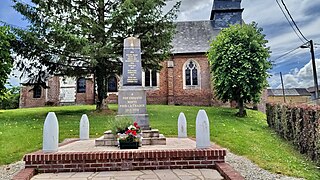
117;122;141;149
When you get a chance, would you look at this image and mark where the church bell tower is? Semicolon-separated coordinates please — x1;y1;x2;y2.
210;0;244;28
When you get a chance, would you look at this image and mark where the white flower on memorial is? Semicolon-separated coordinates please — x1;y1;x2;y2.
128;125;136;130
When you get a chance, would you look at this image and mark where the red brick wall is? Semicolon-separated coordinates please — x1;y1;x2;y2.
20;54;217;107
24;148;225;173
76;78;95;104
47;76;60;105
170;54;213;106
19;86;46;108
146;54;215;106
146;61;169;104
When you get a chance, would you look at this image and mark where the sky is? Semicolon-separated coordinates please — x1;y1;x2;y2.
1;0;320;89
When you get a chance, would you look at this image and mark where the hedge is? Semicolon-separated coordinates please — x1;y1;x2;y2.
266;103;320;163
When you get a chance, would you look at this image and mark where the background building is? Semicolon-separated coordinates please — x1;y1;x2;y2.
19;0;244;108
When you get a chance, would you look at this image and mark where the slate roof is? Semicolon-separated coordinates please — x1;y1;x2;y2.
172;21;221;54
267;88;311;96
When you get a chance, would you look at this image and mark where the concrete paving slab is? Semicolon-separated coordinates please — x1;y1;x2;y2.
138;174;159;179
31;169;223;180
58;138;197;152
153;170;180;180
70;171;94;178
172;169;192;176
200;169;224;179
183;169;202;176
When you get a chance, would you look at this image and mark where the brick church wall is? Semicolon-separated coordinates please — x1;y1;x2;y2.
76;78;95;104
146;62;169;104
170;54;213;106
19;86;46;108
47;76;60;105
145;54;214;106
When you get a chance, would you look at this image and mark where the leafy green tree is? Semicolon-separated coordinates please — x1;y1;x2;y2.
11;0;180;110
0;84;20;109
207;22;271;117
0;26;14;96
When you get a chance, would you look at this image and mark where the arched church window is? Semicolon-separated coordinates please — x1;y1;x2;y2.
185;61;198;86
77;77;86;93
107;76;118;92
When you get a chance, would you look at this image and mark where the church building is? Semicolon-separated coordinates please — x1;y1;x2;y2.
19;0;244;108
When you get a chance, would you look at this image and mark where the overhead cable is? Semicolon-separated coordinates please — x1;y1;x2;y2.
280;0;309;42
275;0;306;43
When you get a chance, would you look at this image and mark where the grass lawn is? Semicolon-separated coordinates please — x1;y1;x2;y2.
0;105;319;179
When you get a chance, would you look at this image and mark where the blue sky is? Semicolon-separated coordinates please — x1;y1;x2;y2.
1;0;320;88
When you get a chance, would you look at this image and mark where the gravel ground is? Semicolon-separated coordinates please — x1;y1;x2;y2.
0;152;304;180
0;160;24;180
226;151;304;180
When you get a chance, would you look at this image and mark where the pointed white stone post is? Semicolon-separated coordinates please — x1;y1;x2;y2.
43;112;59;153
178;112;187;138
80;114;90;140
196;110;211;148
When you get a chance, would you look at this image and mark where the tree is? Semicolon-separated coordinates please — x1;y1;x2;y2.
0;26;14;96
207;22;271;117
11;0;180;110
0;84;20;110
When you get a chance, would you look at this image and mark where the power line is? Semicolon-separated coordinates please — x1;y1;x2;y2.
275;0;306;43
280;0;309;42
272;45;303;62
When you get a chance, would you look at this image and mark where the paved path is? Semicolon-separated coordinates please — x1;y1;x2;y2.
31;169;224;180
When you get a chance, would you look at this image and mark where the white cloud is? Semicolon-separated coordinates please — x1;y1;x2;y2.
270;58;320;88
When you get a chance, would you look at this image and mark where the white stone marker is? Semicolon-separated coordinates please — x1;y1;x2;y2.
80;114;90;140
196;110;211;148
43;112;59;153
178;112;187;138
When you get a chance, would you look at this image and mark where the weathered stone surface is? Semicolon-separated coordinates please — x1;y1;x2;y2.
196;110;211;148
178;112;187;138
118;89;147;114
79;114;89;140
104;130;115;139
95;136;117;146
43;112;59;153
118;37;150;130
122;37;142;86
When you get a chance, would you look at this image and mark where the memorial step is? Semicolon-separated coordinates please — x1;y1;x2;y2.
95;130;166;146
141;129;160;138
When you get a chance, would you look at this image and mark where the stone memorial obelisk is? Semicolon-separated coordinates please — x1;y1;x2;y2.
117;37;150;130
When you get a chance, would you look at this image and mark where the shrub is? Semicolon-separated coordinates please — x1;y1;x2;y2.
266;103;320;164
0;85;20;109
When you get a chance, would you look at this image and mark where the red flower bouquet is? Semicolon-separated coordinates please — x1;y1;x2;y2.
117;122;141;149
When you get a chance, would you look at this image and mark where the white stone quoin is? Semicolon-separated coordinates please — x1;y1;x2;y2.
80;114;90;140
43;112;59;153
178;112;187;138
196;110;211;148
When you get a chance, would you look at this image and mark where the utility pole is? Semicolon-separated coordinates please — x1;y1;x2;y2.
310;40;319;100
280;72;286;103
301;40;319;103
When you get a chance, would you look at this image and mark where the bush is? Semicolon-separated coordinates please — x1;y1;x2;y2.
266;103;320;164
0;85;20;109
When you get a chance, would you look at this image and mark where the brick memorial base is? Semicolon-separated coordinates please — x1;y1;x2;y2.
14;138;244;180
